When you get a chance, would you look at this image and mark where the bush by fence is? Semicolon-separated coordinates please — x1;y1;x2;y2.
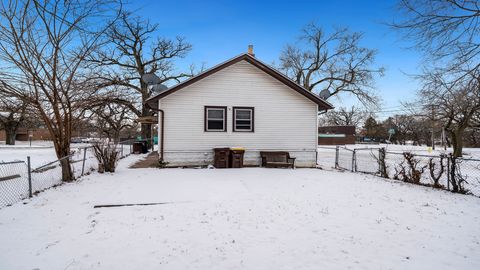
0;139;135;208
318;146;480;196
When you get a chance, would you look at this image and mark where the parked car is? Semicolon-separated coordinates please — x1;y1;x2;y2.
71;137;86;143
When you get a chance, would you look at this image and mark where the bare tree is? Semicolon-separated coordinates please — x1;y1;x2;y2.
393;0;480;71
381;114;431;145
420;70;480;157
318;106;368;129
0;0;120;181
95;103;136;143
90;12;193;141
392;0;480;156
0;93;28;145
279;23;384;108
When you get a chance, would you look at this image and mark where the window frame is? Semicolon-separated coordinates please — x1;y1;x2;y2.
232;107;254;132
204;106;227;132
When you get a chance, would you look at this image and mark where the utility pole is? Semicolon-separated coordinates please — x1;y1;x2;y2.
431;105;435;150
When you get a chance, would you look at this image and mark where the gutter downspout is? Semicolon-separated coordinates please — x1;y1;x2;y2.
157;109;164;162
146;103;164;163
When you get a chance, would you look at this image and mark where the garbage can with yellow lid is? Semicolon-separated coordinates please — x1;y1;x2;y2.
230;147;245;168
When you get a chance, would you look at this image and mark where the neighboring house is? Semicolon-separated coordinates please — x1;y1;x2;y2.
146;48;333;167
318;126;356;145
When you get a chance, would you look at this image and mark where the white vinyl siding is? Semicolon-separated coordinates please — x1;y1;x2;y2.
158;60;318;167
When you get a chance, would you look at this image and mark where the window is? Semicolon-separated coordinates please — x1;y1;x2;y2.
233;107;254;132
205;106;226;132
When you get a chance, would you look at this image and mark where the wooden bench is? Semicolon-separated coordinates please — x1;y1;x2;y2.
260;151;295;168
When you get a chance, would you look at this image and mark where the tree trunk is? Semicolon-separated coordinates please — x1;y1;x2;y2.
113;130;121;144
3;121;18;145
54;140;74;182
449;129;465;158
449;156;459;192
445;135;451;147
5;128;16;145
141;123;151;139
140;87;153;147
141;123;153;150
60;157;74;182
453;131;464;158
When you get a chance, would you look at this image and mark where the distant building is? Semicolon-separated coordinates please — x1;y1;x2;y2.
318;126;356;145
0;128;51;141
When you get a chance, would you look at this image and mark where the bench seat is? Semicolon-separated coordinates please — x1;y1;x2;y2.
260;151;295;169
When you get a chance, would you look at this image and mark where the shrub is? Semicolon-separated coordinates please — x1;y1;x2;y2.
92;143;119;173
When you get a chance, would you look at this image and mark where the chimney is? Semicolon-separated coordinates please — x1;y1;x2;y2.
247;45;255;57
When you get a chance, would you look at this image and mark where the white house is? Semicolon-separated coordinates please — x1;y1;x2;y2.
145;48;333;167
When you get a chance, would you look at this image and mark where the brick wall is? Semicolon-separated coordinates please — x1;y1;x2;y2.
0;128;51;141
318;125;356;145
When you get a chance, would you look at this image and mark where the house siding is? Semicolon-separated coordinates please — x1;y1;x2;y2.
158;60;318;167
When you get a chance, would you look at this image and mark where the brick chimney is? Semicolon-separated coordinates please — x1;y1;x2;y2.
247;45;255;57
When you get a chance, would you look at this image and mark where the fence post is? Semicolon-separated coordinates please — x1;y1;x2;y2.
352;149;356;172
378;148;382;174
27;156;32;198
335;146;339;169
81;147;87;176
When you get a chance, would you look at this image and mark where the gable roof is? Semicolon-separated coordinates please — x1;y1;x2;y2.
145;53;334;110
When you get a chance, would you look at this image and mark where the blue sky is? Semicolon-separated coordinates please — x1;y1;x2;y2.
130;0;422;117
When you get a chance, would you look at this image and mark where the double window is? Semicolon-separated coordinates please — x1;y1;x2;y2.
204;106;254;132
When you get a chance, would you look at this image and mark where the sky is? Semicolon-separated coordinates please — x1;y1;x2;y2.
128;0;423;118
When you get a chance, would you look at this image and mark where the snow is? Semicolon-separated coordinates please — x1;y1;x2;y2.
317;144;480;196
318;144;480;159
0;156;479;269
0;141;93;167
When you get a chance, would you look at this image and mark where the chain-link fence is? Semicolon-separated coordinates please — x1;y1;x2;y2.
117;139;135;159
30;157;64;194
354;148;380;174
337;147;355;171
450;157;480;196
0;160;29;208
317;147;337;169
323;146;480;197
0;141;136;208
383;152;450;187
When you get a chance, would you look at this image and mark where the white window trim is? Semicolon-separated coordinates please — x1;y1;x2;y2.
233;107;254;132
205;107;226;132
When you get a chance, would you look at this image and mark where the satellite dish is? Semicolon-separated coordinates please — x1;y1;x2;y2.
142;73;161;85
151;84;168;94
318;89;331;100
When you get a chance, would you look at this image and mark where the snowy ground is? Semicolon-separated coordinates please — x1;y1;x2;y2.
317;144;480;196
0;141;92;167
0;156;479;269
318;143;480;159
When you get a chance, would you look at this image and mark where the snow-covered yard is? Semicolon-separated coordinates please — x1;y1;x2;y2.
0;141;92;167
0;156;479;270
318;143;480;159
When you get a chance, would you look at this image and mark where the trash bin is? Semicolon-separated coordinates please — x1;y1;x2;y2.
132;142;143;154
139;140;149;154
230;147;245;168
213;148;230;168
133;140;149;154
